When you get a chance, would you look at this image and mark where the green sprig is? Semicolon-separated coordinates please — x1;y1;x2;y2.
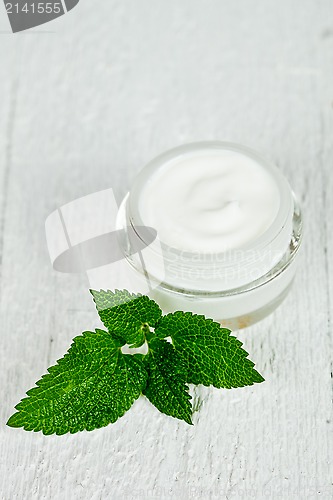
7;290;264;435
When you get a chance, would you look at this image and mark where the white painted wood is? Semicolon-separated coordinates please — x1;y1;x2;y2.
0;1;332;498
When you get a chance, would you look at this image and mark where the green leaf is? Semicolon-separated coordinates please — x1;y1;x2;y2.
8;290;266;435
7;329;148;435
90;289;162;348
155;312;264;389
143;338;192;425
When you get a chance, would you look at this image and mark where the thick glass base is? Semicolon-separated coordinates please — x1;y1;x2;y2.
117;189;303;330
218;279;294;329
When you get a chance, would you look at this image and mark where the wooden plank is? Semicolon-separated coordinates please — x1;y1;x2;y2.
0;1;332;498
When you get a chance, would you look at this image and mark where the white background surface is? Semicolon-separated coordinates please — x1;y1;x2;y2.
0;1;332;499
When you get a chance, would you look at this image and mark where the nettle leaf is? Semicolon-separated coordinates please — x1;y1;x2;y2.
143;338;192;425
155;312;264;389
7;329;148;435
91;289;162;348
8;290;265;434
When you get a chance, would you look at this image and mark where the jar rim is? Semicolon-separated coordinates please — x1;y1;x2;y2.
128;141;293;256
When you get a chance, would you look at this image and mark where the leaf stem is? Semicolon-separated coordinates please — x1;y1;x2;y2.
143;323;154;342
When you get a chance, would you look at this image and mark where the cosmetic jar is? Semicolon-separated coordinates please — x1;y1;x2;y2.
116;142;303;329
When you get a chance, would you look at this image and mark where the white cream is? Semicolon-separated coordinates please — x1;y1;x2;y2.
138;150;280;253
118;142;302;328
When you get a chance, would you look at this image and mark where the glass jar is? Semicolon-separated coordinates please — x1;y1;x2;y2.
116;142;303;329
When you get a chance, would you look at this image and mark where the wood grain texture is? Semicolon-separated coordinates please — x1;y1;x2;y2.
0;1;332;498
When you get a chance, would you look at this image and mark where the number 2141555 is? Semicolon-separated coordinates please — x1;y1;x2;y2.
6;3;62;14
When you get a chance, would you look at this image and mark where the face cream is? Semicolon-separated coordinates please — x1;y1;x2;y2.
117;142;303;329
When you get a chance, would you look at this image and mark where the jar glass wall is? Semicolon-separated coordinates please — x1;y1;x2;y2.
116;142;303;329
